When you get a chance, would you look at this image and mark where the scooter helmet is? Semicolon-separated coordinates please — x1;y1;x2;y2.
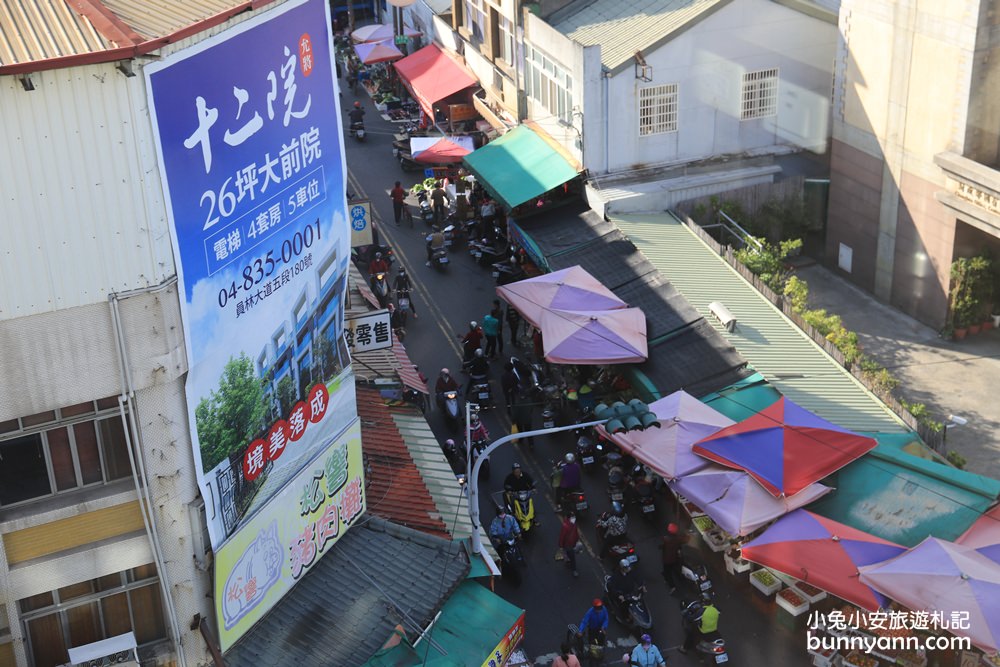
667;523;679;535
475;348;484;358
592;598;603;608
619;558;631;570
440;368;450;377
497;506;507;517
640;634;652;645
354;101;361;108
565;452;575;463
375;252;382;259
445;438;455;448
470;320;477;329
511;462;521;470
632;464;644;476
611;501;624;516
398;267;406;275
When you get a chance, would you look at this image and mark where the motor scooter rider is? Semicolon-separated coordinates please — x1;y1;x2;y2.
597;502;629;558
368;250;389;277
387;303;404;331
392;268;417;318
348;100;365;126
679;595;720;654
503;462;535;506
556;452;582;506
425;225;445;266
435;368;459;410
607;558;644;615
488;506;520;550
577;598;609;647
458;321;483;362
465;349;490;398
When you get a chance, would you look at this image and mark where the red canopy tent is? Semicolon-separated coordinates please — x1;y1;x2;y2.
393;44;478;117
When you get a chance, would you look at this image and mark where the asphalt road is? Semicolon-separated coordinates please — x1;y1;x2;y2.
341;84;812;666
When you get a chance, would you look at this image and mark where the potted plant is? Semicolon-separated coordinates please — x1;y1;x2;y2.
949;257;982;338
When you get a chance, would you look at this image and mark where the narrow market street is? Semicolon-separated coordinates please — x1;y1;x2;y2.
340;86;814;666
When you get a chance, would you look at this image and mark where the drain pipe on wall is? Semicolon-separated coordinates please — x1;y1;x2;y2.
109;279;187;667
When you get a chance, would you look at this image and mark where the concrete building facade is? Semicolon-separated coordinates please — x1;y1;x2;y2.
826;0;1000;328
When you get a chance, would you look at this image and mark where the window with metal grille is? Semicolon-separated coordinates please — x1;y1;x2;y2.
638;83;678;136
741;68;778;120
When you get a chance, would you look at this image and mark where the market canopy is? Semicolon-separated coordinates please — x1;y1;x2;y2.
809;443;1000;547
410;136;475;164
393;45;478;117
352;23;422;43
539;307;647;364
669;465;832;537
463;125;580;210
692;396;877;497
496;265;627;329
353;40;404;64
741;510;906;611
958;504;1000;562
859;537;1000;652
596;390;734;480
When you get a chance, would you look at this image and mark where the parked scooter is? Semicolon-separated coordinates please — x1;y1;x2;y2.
603;574;653;634
492;256;526;286
429;245;449;270
681;596;729;664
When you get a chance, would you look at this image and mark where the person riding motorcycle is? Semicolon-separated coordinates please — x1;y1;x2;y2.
465;349;490;398
503;462;535;506
392;268;417;318
458;321;483;362
348;100;365;125
597;502;629;557
435;368;459;410
555;452;582;506
368;251;389;277
489;506;520;550
425;225;445;265
607;558;644;612
679;596;720;654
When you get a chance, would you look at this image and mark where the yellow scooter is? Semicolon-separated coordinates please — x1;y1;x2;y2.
495;488;535;538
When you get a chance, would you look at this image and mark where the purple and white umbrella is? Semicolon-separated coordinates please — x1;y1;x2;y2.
496;265;627;329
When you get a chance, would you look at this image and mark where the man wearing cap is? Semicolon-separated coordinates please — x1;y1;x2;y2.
579;598;608;637
629;634;666;667
660;522;689;595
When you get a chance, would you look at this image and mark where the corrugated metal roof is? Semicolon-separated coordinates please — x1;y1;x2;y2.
551;0;730;72
612;212;908;434
358;387;451;538
0;0;268;74
226;516;470;666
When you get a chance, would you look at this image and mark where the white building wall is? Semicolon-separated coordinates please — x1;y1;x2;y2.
0;64;175;320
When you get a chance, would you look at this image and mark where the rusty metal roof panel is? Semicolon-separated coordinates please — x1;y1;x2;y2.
0;0;111;67
98;0;245;42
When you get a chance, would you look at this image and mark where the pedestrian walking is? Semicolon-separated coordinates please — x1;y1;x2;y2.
482;311;500;359
491;299;505;356
558;512;581;577
390;181;407;225
660;522;689;594
431;181;448;225
501;362;519;411
553;641;581;667
510;397;534;448
532;327;544;360
506;303;522;348
628;634;666;666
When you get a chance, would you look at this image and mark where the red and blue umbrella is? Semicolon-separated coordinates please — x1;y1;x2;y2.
741;509;906;610
692;397;876;497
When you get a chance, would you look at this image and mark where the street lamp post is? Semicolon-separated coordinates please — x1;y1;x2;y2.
466;400;658;556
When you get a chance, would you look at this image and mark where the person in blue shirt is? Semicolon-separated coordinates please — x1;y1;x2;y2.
578;598;609;639
628;634;666;667
489;506;520;549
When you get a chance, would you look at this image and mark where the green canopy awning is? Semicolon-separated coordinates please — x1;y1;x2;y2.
809;444;1000;547
463;125;579;210
698;372;782;421
420;581;524;666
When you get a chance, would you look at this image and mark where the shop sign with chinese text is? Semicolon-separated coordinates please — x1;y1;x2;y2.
346;310;393;352
214;420;364;651
145;0;357;564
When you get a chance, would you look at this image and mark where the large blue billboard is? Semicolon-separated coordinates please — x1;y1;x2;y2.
145;0;357;554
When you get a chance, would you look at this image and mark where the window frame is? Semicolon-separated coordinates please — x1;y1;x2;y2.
0;404;132;508
638;83;679;137
525;45;573;122
497;15;514;65
740;67;778;121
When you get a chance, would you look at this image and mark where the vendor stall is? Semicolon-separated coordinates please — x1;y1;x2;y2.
393;45;478;120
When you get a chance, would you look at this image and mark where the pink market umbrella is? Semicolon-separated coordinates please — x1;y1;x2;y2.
410;136;475;164
741;509;906;610
668;465;832;537
353;40;404;64
692;396;877;498
859;537;1000;652
496;265;627;329
595;390;734;480
539;308;647;364
352;24;422;43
